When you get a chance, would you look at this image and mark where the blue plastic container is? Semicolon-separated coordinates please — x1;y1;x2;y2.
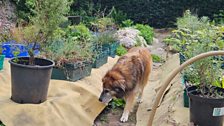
0;41;39;58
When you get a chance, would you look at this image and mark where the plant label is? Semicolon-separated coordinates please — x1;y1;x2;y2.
213;107;224;116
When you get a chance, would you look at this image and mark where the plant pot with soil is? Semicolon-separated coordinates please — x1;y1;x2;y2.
92;49;109;68
9;57;54;104
94;31;118;58
46;24;94;81
182;38;224;125
186;85;224;126
64;60;92;81
8;25;56;104
164;11;224;111
6;0;71;104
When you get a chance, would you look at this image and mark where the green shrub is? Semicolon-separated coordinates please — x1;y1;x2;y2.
91;17;116;32
99;0;224;28
176;10;210;33
135;24;154;45
93;31;117;45
108;6;127;26
108;98;125;109
116;45;127;56
213;10;224;25
152;54;163;63
164;10;224;93
45;24;94;67
122;19;134;27
12;0;36;21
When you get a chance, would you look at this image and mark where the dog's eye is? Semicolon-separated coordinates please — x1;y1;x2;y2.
114;88;121;93
104;90;109;93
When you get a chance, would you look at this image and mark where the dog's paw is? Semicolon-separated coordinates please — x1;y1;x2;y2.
120;113;129;123
137;99;143;104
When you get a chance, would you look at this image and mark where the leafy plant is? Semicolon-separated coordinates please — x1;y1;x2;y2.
165;10;224;98
93;31;117;45
122;19;134;27
0;30;12;55
108;6;127;26
11;0;71;65
116;45;127;56
91;17;116;32
0;121;5;126
176;10;210;33
45;24;93;67
108;98;125;109
213;10;224;25
134;24;154;45
152;54;163;63
12;0;36;21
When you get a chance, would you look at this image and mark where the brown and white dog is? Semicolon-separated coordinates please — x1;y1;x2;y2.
99;47;152;122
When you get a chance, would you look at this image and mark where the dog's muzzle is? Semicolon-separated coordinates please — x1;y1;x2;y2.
99;91;112;104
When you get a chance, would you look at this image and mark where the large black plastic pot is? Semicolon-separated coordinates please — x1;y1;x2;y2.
187;86;224;126
9;57;54;104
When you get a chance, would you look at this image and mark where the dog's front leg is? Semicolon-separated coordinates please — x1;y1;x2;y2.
120;92;135;122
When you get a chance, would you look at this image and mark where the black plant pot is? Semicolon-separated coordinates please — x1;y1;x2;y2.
187;86;224;126
9;57;54;104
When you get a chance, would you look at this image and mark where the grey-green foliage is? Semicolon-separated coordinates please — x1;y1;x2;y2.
93;31;117;45
176;10;210;33
45;24;93;67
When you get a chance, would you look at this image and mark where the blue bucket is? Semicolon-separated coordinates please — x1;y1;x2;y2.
0;41;39;58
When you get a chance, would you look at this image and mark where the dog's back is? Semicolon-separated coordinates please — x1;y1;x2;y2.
112;47;152;91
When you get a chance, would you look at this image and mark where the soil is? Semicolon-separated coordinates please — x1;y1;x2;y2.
93;29;172;126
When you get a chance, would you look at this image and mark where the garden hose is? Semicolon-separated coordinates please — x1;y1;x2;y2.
147;51;224;126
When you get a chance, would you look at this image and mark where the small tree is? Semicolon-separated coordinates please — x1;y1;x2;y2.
11;0;72;65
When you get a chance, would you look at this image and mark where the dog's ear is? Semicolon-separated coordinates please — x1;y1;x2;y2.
102;77;106;83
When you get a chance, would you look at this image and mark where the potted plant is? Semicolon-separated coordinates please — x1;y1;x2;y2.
164;10;224;125
8;0;71;104
47;24;94;81
91;34;109;68
164;10;224;109
96;31;119;58
180;23;224;126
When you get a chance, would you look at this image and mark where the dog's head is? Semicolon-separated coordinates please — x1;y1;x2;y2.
99;71;126;104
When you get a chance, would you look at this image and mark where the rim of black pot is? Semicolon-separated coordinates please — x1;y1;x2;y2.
187;86;224;103
9;57;55;69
